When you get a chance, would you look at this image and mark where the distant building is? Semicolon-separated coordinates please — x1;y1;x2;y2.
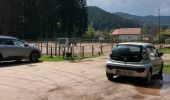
112;28;141;42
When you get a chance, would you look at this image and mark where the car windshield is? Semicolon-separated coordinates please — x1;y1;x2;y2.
110;45;143;62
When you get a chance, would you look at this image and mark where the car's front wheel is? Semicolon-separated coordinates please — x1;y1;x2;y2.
29;52;40;62
144;70;152;85
106;72;114;81
158;64;163;76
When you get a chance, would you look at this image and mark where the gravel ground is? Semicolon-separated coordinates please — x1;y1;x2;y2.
0;55;170;100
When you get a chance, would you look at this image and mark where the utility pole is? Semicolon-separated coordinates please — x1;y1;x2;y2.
2;0;8;35
158;9;161;44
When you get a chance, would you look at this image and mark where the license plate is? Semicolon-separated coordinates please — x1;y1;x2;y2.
114;69;133;75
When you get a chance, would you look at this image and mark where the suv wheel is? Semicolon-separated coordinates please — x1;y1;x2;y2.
106;72;114;81
30;52;39;62
16;58;22;62
144;70;152;85
0;54;2;63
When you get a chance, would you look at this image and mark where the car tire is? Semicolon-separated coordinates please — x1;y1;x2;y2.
106;72;114;81
29;51;40;62
158;64;163;76
16;58;22;62
0;53;2;63
144;70;152;85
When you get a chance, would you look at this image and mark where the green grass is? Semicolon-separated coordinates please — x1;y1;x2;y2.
40;54;103;62
163;65;170;74
40;55;64;62
164;49;170;54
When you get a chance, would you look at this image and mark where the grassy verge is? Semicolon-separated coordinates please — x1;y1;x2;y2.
40;56;64;62
163;65;170;74
40;54;103;62
163;49;170;54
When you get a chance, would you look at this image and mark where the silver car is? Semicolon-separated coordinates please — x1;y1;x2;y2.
106;42;164;84
0;36;41;62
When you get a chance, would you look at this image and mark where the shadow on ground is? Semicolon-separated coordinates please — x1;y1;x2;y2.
0;60;42;68
110;74;166;89
109;74;170;96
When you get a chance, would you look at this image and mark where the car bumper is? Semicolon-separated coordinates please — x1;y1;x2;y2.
106;68;148;78
106;61;150;78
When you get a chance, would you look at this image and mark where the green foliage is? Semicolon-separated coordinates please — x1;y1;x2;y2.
164;49;170;54
116;12;170;26
88;6;140;31
141;24;159;40
85;24;95;39
0;0;87;39
163;66;170;74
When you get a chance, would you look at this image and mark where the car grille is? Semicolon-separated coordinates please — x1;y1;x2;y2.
107;65;145;73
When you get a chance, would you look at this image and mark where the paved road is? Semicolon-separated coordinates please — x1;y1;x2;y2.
0;56;170;100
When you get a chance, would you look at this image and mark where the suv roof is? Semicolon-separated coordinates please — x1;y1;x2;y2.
118;42;153;47
0;35;17;39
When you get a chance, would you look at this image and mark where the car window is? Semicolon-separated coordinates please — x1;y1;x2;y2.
110;45;142;62
148;47;158;57
0;38;14;45
13;39;25;47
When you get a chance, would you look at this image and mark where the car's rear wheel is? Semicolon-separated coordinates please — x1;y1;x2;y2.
29;52;40;62
106;72;114;81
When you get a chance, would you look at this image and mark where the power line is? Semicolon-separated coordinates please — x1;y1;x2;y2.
158;9;161;44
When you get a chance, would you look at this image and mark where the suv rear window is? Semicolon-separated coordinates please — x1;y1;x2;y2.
110;45;143;62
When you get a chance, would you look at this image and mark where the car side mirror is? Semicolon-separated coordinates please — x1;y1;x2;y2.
142;50;150;60
158;52;164;57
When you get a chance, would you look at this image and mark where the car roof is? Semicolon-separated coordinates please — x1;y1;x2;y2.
118;42;153;47
0;35;17;39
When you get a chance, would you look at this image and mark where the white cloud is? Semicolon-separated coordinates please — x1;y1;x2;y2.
87;0;170;16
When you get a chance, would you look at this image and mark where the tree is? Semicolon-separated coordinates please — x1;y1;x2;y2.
0;0;88;39
0;0;2;34
85;24;95;39
88;6;140;31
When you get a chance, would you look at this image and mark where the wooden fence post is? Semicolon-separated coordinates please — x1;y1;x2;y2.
41;42;42;51
59;47;61;58
82;46;84;58
101;45;103;54
111;42;113;51
50;47;53;58
71;47;73;59
46;42;49;55
63;47;65;58
92;45;94;56
37;41;39;48
55;42;57;56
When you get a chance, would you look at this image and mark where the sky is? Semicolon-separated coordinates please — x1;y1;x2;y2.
87;0;170;16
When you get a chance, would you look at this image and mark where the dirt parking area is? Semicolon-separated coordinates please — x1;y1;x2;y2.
0;55;170;100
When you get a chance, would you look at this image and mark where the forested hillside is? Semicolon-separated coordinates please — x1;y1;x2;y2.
115;12;170;25
88;6;141;31
0;0;87;39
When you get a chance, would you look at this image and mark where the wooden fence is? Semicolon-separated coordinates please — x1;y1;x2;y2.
27;41;114;59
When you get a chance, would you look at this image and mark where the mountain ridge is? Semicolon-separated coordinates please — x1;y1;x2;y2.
87;6;140;31
115;12;170;25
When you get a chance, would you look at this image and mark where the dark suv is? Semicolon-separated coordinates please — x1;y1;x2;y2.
106;42;164;84
0;36;41;62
